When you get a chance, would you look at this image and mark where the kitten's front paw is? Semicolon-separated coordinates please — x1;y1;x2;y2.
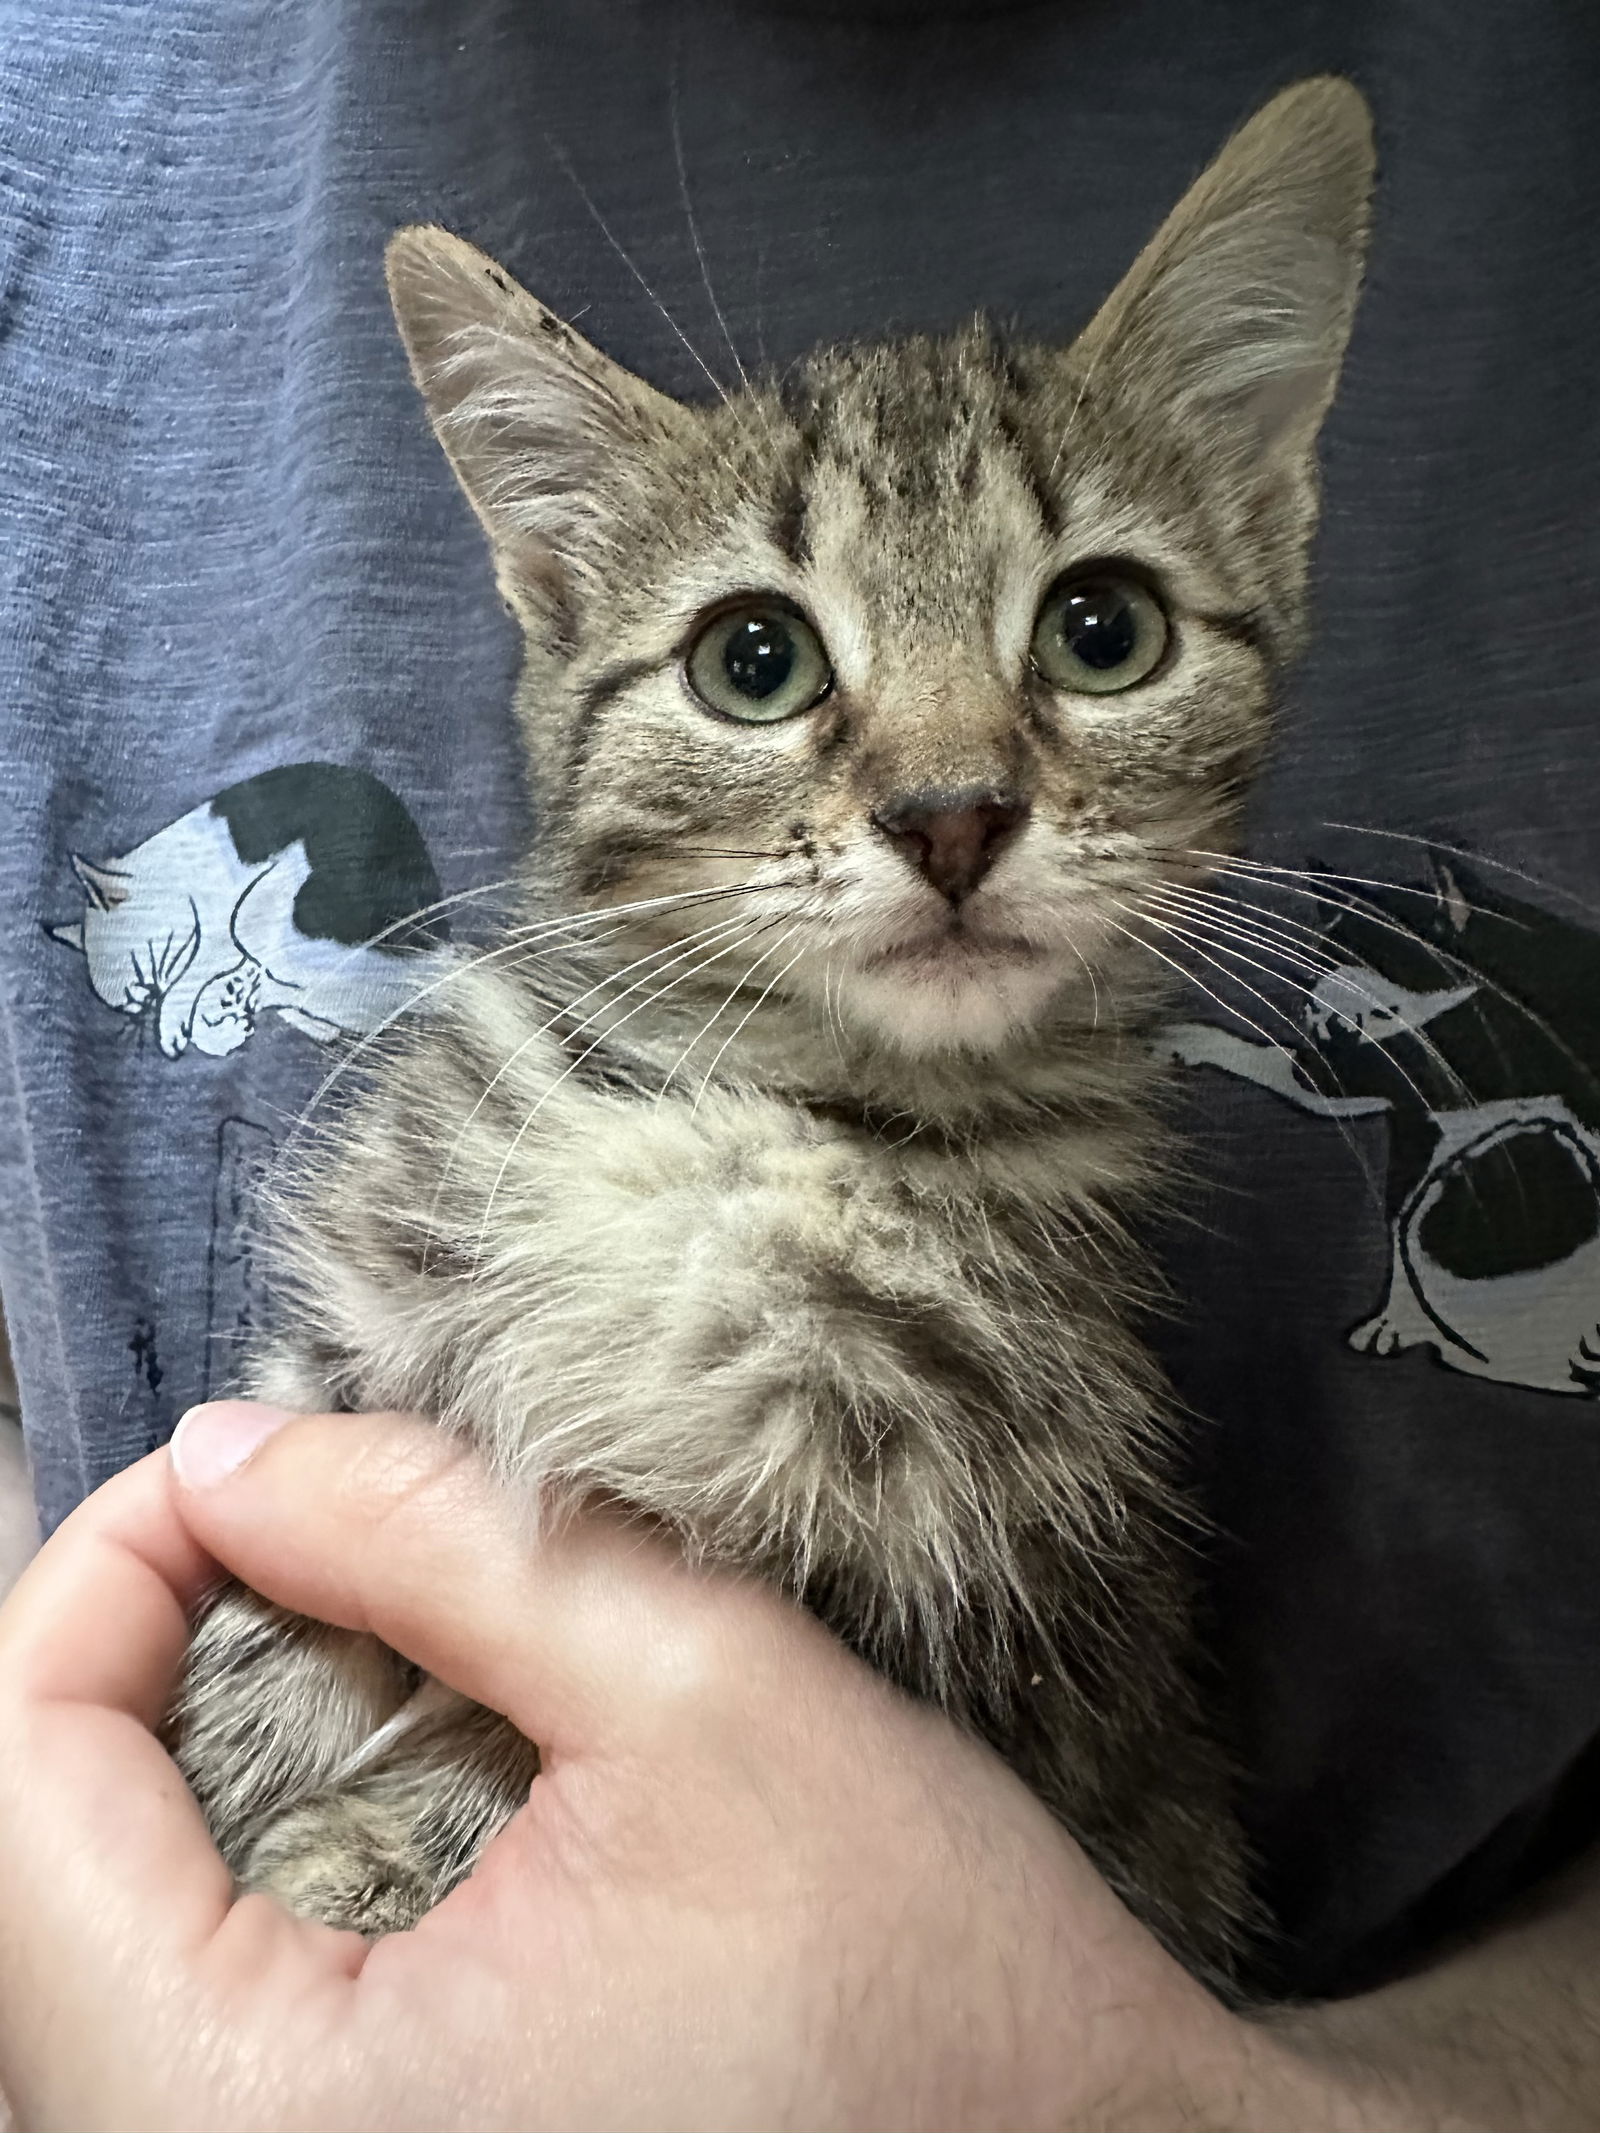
240;1794;435;1937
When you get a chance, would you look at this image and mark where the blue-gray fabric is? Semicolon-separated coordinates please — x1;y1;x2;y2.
2;0;1598;1997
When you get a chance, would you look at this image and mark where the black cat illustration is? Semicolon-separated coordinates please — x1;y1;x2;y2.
1167;856;1600;1397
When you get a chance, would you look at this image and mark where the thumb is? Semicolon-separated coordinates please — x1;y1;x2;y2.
0;1450;360;2131
168;1403;816;1759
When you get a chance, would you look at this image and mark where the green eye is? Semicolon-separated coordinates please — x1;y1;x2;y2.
1030;574;1168;695
686;602;832;724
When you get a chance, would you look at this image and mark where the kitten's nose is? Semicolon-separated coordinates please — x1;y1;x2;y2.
872;787;1031;905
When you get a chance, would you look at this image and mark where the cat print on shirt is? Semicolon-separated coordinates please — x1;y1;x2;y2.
49;763;449;1058
1166;854;1600;1399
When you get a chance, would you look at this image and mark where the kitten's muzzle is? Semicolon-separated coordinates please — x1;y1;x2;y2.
871;787;1030;906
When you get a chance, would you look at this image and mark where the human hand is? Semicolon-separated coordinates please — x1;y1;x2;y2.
0;1405;1405;2132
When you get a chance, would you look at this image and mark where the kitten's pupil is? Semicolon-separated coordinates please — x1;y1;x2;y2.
724;616;795;700
1057;588;1136;671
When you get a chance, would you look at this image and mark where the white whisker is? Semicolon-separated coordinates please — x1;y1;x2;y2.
691;930;809;1114
1320;822;1600;927
289;879;788;1144
1099;906;1295;1067
547;136;733;410
328;876;523;963
1119;897;1412;1197
473;914;789;1258
656;920;801;1102
1194;860;1593;1101
1139;888;1460;1117
422;909;766;1269
667;64;752;398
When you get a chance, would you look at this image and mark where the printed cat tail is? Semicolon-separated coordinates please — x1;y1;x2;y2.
1070;75;1375;610
384;225;692;624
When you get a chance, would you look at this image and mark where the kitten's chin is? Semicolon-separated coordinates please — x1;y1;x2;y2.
830;941;1068;1056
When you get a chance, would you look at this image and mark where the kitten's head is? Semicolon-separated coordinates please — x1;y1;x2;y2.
389;78;1372;1060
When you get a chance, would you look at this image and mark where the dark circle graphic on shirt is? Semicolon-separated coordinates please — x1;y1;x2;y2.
210;764;446;954
1415;1122;1600;1280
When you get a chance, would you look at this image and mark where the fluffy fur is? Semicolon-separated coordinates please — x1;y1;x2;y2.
173;79;1374;1993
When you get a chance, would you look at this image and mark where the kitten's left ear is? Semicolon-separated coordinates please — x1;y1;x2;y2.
1074;77;1374;536
386;227;691;625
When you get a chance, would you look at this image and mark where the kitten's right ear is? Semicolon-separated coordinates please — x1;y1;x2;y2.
386;227;690;624
1073;78;1374;550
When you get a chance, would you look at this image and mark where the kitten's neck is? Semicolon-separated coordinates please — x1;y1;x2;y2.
520;928;1174;1146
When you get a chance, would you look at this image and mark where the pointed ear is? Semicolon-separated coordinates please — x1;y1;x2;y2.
1074;77;1373;532
68;854;130;911
1431;858;1473;934
385;226;692;626
46;920;86;953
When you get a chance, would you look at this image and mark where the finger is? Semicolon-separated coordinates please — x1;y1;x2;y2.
169;1404;845;1758
0;1452;347;2115
0;1448;225;1904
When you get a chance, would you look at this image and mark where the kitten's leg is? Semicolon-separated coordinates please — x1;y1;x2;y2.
180;1349;533;1933
185;1347;533;1933
172;1583;417;1871
237;1694;537;1935
171;1346;419;1870
1033;1655;1261;1997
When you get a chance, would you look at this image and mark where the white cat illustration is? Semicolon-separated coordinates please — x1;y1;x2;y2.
50;764;450;1059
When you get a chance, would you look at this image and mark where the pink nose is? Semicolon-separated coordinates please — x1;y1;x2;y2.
872;788;1030;905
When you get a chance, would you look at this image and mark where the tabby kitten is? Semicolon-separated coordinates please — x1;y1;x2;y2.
175;78;1373;1991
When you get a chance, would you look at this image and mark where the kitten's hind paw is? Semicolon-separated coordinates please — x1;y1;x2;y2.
234;1697;536;1936
239;1794;435;1936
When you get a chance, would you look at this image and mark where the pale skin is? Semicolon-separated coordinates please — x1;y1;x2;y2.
0;1408;1594;2132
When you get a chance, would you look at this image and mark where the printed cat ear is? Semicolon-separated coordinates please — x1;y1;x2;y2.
1072;77;1374;536
1432;859;1473;934
385;226;691;624
46;920;86;953
68;853;130;911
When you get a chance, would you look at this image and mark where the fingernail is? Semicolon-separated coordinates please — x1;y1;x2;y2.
169;1402;295;1488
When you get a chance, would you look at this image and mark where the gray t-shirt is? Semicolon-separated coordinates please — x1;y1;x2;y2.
3;0;1598;1998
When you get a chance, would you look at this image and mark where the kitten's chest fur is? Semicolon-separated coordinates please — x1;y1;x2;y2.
271;950;1181;1700
255;949;1257;1968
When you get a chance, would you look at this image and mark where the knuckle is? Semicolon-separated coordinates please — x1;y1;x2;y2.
619;1562;796;1731
324;1416;479;1541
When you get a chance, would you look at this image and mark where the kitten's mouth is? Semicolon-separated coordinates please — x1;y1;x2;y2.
835;913;1069;1052
864;920;1043;972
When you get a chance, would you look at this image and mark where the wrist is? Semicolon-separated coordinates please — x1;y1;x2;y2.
1002;1960;1385;2133
1101;1997;1465;2133
1248;2000;1511;2133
